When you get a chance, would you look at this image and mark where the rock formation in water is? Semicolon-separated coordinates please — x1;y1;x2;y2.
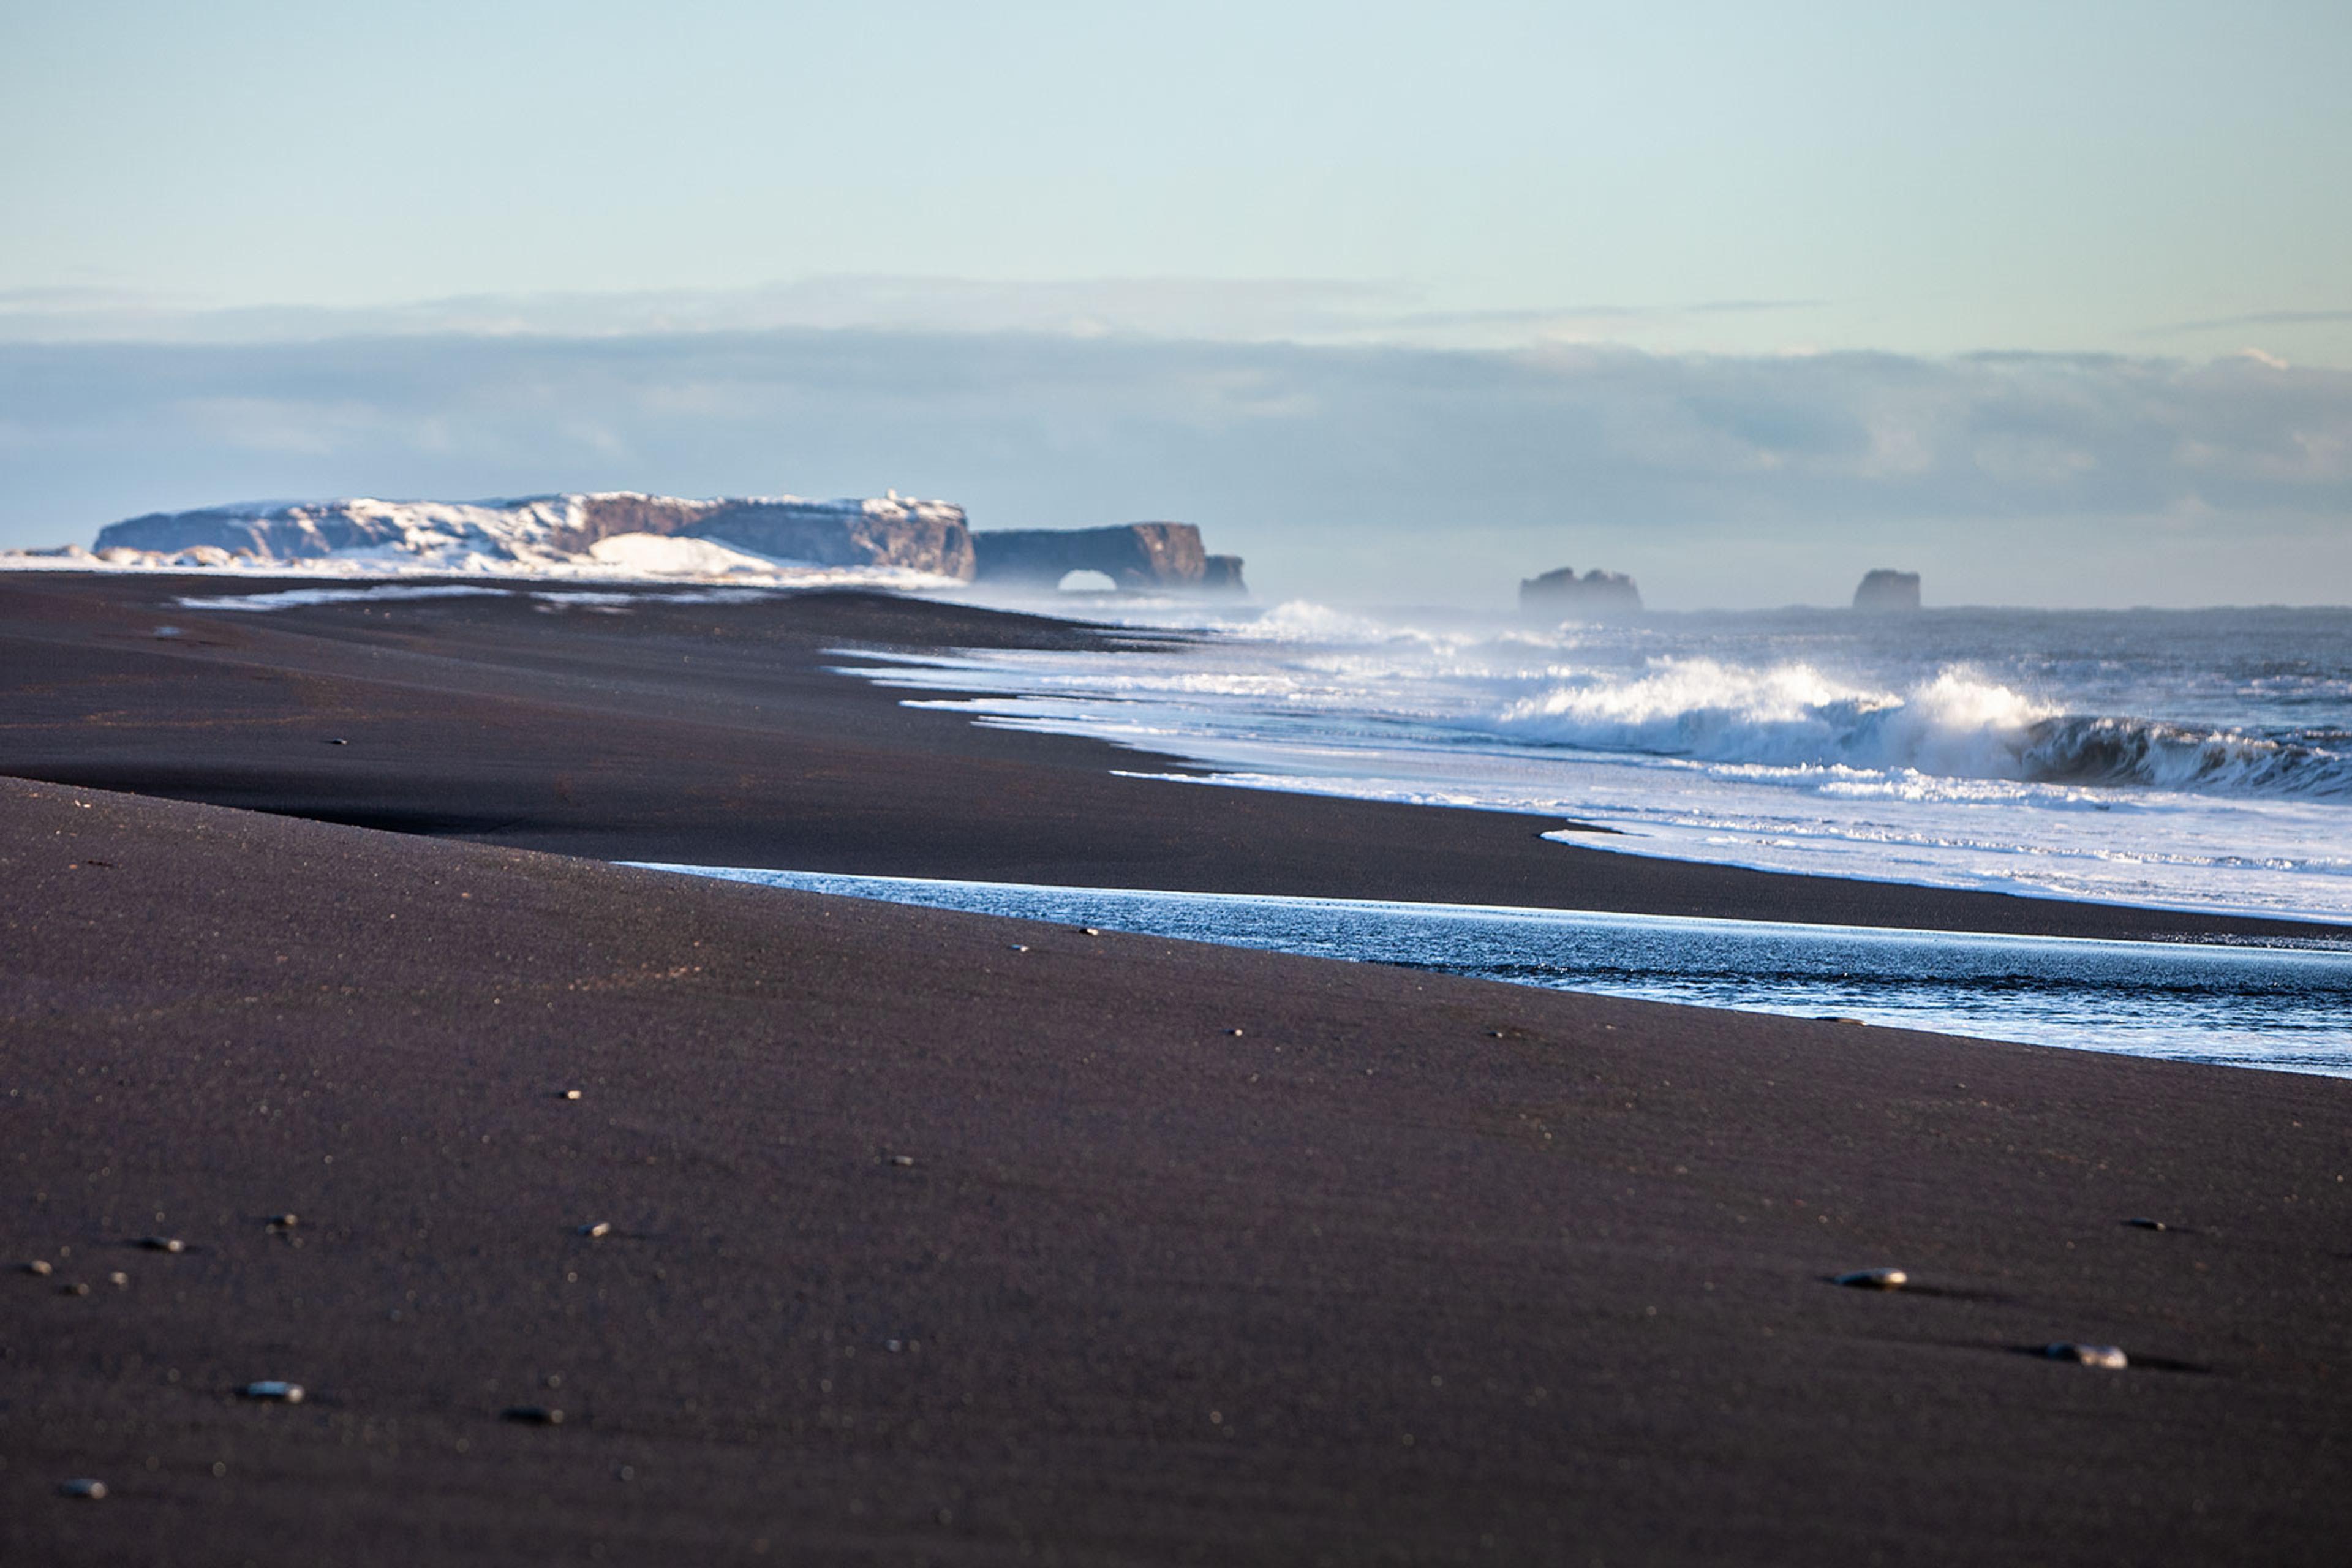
1852;569;1922;611
1518;566;1643;617
1199;554;1248;593
971;522;1246;594
92;492;976;576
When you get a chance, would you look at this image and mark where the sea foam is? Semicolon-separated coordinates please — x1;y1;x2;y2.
842;599;2352;921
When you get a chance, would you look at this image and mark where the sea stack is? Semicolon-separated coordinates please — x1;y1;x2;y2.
1852;569;1921;611
970;522;1245;594
1520;567;1643;619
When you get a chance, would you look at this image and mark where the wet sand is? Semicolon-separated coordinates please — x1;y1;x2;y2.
4;573;2351;1564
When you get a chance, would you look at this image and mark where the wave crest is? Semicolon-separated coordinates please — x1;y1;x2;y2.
2022;715;2351;797
1494;658;2351;799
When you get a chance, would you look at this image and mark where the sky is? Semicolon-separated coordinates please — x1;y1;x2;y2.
2;1;2348;605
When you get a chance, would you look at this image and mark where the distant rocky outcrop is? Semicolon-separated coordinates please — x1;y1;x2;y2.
1199;554;1247;592
81;494;1252;592
1519;566;1643;618
971;522;1245;594
1852;569;1922;611
92;492;975;577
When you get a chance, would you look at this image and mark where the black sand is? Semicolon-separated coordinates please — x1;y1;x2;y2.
3;573;2350;1565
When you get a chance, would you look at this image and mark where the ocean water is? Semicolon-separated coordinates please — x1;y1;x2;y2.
850;599;2352;924
644;867;2352;1077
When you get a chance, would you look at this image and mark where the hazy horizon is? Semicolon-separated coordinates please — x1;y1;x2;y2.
3;2;2346;608
7;326;2346;609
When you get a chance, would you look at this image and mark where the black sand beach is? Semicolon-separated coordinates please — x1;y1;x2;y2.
4;573;2350;1565
0;573;2339;942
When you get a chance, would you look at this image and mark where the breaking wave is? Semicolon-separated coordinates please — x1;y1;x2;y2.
2021;715;2352;798
1492;659;2352;800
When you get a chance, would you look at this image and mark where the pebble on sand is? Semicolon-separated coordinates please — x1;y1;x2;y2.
2044;1343;2128;1369
61;1281;90;1296
2125;1217;2168;1231
558;1089;582;1101
1080;927;1102;937
242;1381;306;1403
577;1221;612;1239
107;1271;129;1289
58;1479;107;1500
1835;1268;1909;1290
502;1405;565;1425
268;1213;300;1231
23;1259;53;1276
888;1155;917;1168
137;1236;186;1253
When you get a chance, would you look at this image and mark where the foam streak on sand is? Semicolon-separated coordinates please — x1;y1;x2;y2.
844;600;2352;922
181;583;788;612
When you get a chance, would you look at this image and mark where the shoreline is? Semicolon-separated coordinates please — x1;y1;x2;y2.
1108;766;2352;933
633;862;2352;1079
639;856;2352;952
1;569;2342;946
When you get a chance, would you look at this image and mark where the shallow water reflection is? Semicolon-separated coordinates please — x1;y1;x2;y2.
643;866;2352;1078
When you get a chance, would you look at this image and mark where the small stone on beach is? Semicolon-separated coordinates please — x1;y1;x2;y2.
58;1478;107;1500
61;1281;89;1296
1009;943;1028;952
889;1154;916;1168
107;1271;129;1289
1835;1268;1909;1290
23;1260;53;1276
242;1381;306;1403
2044;1342;2128;1369
1080;927;1102;937
138;1236;184;1253
2126;1217;2168;1231
502;1404;565;1425
559;1089;582;1101
268;1213;298;1231
578;1221;611;1239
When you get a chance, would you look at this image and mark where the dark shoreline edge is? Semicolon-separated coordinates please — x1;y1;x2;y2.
1;570;2342;946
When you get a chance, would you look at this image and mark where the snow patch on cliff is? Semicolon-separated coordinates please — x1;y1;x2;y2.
0;491;971;589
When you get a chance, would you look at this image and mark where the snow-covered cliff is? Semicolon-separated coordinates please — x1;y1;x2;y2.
80;492;975;580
